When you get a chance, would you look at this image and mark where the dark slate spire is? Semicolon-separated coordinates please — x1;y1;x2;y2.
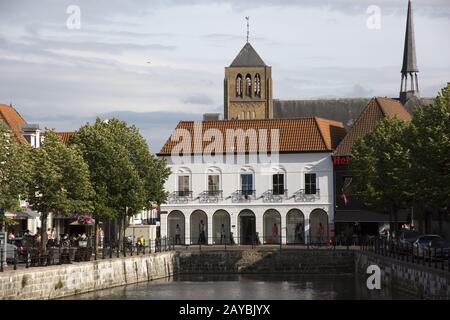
230;42;266;67
400;0;420;104
401;0;418;73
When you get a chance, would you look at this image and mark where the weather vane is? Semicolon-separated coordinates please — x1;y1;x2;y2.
245;16;250;43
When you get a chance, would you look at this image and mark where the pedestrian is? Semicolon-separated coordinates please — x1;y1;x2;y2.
175;224;181;245
51;228;57;243
318;222;325;244
220;223;226;244
272;223;279;243
198;220;206;244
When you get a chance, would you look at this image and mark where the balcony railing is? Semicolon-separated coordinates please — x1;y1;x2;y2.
261;189;288;203
198;190;223;203
292;189;320;202
229;190;256;203
168;191;193;204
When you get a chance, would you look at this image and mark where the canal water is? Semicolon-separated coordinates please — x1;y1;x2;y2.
62;274;415;300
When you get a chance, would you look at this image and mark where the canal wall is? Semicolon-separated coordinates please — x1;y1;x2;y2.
355;251;450;299
0;252;177;300
177;249;355;274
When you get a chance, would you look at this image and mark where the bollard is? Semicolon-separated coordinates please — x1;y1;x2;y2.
26;248;29;268
0;249;3;272
116;244;120;258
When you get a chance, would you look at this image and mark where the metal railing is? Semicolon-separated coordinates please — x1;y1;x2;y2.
198;190;223;203
0;236;176;272
229;190;256;202
261;189;288;203
168;191;193;204
292;189;321;202
361;237;450;273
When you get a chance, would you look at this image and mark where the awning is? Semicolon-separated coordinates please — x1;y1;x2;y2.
334;210;409;223
5;209;40;220
70;220;95;226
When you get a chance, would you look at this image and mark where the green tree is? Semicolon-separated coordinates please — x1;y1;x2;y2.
27;130;94;249
0;124;31;230
70;118;169;248
409;84;450;232
350;117;413;233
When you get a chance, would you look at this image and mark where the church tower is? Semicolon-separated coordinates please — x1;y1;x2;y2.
224;20;273;120
400;0;420;105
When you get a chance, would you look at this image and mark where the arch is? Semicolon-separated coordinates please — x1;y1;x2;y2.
245;74;252;97
254;73;261;97
238;209;256;245
286;209;305;244
236;74;243;97
252;111;256;119
263;209;281;244
309;209;328;244
167;210;185;245
190;210;208;245
212;210;231;244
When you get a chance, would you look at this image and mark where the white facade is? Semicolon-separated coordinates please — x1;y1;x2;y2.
159;152;335;245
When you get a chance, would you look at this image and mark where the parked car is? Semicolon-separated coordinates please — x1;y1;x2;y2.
3;243;18;263
425;238;450;260
397;229;420;252
413;235;443;258
8;238;30;262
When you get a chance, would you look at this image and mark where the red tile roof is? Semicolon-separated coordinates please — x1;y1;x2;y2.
334;97;412;156
55;132;75;144
0;104;27;144
159;118;346;155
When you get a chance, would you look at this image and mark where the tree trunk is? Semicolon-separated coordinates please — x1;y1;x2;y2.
41;212;48;250
117;216;122;250
94;218;98;254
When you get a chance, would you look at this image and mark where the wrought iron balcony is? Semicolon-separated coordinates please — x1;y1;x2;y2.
229;190;256;203
292;189;320;202
168;191;193;204
261;189;288;203
198;190;223;203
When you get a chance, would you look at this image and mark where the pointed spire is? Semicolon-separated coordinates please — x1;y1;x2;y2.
401;0;418;73
245;16;250;43
400;0;420;104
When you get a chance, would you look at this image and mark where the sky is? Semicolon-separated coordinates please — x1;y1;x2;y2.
0;0;449;153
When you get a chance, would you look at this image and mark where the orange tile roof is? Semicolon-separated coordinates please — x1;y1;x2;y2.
158;118;346;155
334;97;412;156
0;104;27;144
55;131;75;144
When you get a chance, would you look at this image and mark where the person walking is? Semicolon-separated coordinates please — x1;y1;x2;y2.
220;224;226;244
318;222;325;244
175;224;181;245
198;220;206;244
272;223;279;244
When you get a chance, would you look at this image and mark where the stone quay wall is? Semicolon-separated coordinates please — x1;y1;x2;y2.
177;249;356;274
355;251;450;299
0;252;177;300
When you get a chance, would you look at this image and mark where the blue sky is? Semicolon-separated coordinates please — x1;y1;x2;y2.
0;0;449;152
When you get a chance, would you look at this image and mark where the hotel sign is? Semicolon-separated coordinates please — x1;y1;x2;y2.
332;156;351;166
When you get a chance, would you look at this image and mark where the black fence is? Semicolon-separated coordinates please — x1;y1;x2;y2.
361;237;450;273
0;237;176;272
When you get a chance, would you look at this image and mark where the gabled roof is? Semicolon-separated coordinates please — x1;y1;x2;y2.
158;118;346;155
55;132;75;144
230;42;267;67
401;0;419;73
0;103;27;144
334;97;412;157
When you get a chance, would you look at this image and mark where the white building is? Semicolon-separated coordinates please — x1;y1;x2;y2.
157;118;346;245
